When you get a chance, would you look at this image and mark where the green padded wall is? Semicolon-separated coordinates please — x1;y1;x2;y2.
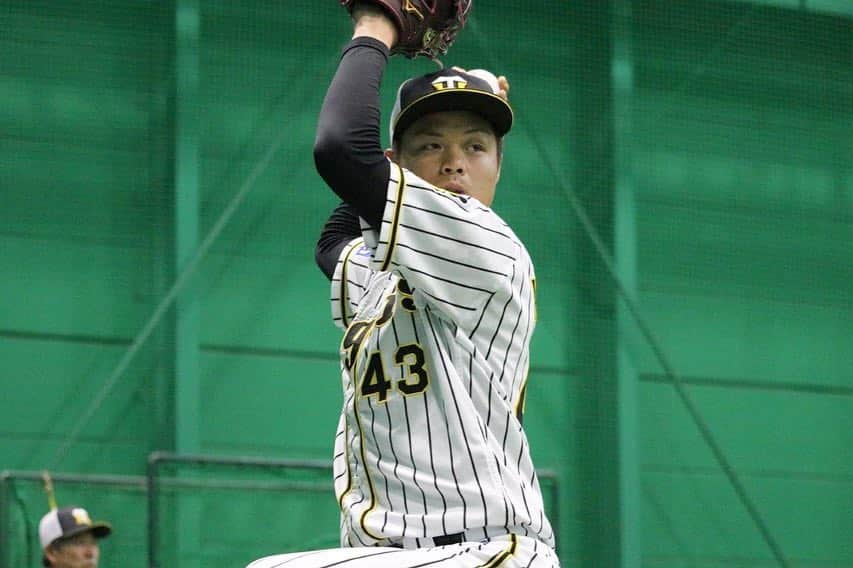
1;1;851;567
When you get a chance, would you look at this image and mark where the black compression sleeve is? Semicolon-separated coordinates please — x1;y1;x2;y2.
315;202;362;280
314;37;391;229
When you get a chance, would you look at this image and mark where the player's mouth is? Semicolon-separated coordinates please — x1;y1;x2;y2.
443;181;466;194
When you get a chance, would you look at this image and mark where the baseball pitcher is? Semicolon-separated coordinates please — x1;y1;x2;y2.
247;1;559;566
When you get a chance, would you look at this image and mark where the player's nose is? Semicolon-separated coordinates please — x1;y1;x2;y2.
441;147;465;174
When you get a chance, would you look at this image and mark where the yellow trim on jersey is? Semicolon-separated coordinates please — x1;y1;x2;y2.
531;276;537;324
380;165;406;272
429;183;465;200
514;276;536;417
339;237;365;328
337;328;383;532
513;370;529;419
337;421;353;511
341;296;388;540
354;397;383;540
336;237;366;516
478;534;518;568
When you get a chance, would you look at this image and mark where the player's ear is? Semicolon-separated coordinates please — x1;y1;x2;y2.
44;546;59;565
384;148;396;162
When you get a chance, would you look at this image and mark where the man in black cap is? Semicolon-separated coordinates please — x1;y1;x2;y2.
39;506;112;568
247;2;559;566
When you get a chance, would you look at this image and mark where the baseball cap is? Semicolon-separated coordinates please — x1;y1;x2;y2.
389;68;513;144
39;506;112;565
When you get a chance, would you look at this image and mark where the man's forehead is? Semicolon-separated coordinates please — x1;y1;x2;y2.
59;530;98;545
405;110;496;136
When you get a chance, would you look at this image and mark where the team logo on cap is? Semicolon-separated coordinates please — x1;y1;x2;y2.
432;76;467;91
72;508;92;527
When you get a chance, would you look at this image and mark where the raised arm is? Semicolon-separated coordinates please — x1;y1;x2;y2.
313;4;398;229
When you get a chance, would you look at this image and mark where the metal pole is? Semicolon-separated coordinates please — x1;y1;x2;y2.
0;473;11;568
147;452;332;471
147;454;161;568
612;1;641;566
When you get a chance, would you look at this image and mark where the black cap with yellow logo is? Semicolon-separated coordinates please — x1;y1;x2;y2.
39;506;112;566
389;68;514;144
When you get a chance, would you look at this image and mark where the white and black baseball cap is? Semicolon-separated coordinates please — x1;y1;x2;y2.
39;506;112;565
389;68;513;144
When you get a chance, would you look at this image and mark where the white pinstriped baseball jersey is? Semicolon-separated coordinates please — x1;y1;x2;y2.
246;533;561;568
328;161;555;550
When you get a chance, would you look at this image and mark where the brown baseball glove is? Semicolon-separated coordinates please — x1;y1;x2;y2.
341;0;472;59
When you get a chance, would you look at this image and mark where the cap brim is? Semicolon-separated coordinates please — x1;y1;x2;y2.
393;89;513;142
58;522;113;543
89;523;112;539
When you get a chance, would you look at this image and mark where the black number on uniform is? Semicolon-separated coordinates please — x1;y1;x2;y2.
342;321;372;371
395;344;429;395
359;344;429;401
361;352;392;402
398;279;416;311
342;290;397;372
375;290;397;325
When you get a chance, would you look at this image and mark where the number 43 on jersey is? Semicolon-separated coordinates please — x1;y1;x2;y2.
361;343;429;402
341;279;430;404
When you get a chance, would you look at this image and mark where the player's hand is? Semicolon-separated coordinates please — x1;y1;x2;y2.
350;2;399;50
494;75;509;101
451;67;510;102
342;0;468;59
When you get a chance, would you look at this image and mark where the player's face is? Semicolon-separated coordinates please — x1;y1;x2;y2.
44;532;100;568
393;111;501;206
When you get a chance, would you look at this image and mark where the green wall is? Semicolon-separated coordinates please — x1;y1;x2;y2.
1;1;851;566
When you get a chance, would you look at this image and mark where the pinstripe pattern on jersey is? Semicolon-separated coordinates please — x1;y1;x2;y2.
338;237;365;328
372;165;521;302
397;221;517;260
422;307;489;526
388;261;497;295
341;274;400;541
249;547;403;567
334;419;352;512
398;201;516;240
328;161;554;550
246;533;564;568
339;277;496;541
355;382;384;541
333;269;395;544
390;246;508;278
332;238;371;331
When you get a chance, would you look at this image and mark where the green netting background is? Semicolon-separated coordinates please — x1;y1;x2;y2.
1;1;851;567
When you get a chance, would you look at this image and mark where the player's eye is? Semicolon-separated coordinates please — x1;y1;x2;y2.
465;140;489;153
